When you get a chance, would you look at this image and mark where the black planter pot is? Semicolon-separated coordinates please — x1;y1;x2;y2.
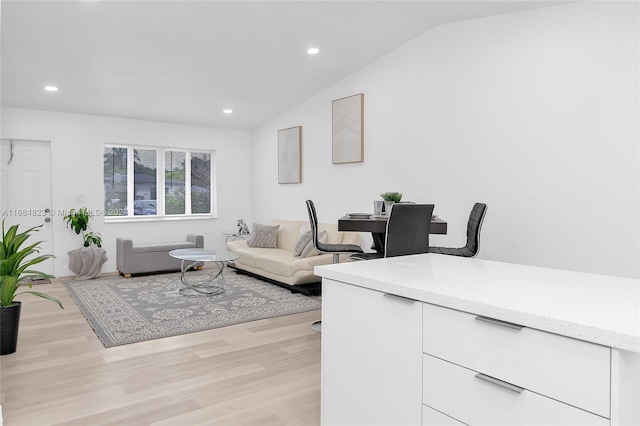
0;301;22;355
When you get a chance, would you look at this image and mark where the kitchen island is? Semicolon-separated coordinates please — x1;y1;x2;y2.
315;254;639;426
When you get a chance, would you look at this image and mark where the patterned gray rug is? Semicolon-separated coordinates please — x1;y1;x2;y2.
64;270;321;347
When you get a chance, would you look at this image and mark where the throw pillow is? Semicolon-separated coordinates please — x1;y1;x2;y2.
247;223;280;248
293;230;313;257
301;230;328;258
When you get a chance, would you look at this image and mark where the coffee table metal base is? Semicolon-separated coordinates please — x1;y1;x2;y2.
178;260;227;296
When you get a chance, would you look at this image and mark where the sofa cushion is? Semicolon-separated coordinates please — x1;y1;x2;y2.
247;223;280;248
293;230;313;257
301;230;328;258
269;220;304;250
132;241;195;254
255;249;298;276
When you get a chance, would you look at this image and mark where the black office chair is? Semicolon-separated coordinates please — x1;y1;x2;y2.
306;200;364;264
429;203;487;257
351;204;434;261
306;199;364;333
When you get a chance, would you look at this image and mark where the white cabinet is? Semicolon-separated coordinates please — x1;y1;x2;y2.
422;303;611;419
422;353;608;425
321;279;422;426
320;273;639;426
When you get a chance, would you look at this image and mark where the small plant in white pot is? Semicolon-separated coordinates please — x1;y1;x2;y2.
0;220;63;355
380;192;403;214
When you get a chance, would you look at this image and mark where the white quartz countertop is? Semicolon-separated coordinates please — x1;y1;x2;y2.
315;254;640;353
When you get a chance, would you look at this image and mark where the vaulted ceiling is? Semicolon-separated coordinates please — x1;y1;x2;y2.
1;1;572;130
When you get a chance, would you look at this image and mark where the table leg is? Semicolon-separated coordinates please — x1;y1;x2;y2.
178;259;226;296
372;232;385;254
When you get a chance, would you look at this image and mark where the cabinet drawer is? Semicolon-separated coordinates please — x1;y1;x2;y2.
422;405;465;425
423;354;609;426
422;303;610;417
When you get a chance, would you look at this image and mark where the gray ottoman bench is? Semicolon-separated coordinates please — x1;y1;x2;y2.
116;234;204;277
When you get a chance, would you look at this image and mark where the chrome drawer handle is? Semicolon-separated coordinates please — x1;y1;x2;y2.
475;315;524;330
475;373;524;394
383;293;416;303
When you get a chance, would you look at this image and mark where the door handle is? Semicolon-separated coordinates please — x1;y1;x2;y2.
475;373;524;394
475;315;524;330
383;293;416;303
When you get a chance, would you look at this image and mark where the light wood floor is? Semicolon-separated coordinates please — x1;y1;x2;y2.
0;276;322;426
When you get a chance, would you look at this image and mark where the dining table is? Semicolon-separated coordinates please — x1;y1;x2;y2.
338;214;447;253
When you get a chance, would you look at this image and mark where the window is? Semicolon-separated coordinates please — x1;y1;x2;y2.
135;149;157;215
103;147;128;216
103;145;215;219
165;150;185;215
191;152;211;214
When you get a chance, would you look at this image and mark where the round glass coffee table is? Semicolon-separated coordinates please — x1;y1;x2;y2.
168;249;239;296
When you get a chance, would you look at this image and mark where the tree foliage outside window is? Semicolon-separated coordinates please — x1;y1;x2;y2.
134;149;157;215
191;152;211;214
103;145;214;218
165;150;186;215
103;147;128;216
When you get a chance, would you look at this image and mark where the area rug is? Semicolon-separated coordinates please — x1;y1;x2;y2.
64;270;321;347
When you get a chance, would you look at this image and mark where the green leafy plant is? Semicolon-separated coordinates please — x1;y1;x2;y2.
64;207;101;247
0;220;63;308
83;232;102;248
380;192;403;202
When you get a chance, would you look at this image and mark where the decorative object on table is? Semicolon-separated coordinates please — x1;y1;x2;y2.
429;203;487;258
237;219;250;234
0;220;63;355
63;270;321;347
373;200;384;216
380;191;402;214
332;93;364;164
278;126;302;184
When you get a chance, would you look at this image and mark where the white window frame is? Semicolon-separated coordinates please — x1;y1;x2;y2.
104;144;216;221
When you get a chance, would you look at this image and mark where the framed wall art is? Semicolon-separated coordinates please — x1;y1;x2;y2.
278;126;302;184
332;93;364;164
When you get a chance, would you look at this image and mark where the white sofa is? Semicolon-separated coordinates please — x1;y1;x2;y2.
226;220;361;292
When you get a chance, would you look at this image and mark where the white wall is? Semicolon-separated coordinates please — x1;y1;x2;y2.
250;2;639;279
1;107;253;276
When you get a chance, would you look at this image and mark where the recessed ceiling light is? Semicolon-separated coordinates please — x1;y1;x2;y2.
223;109;233;114
44;86;59;92
307;48;320;55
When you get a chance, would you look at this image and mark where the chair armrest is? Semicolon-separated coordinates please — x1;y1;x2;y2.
187;234;204;248
116;238;133;270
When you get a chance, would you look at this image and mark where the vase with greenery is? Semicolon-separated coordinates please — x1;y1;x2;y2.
0;220;63;355
380;192;403;214
63;207;102;247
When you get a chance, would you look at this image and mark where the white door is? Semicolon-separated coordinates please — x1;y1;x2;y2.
0;139;54;275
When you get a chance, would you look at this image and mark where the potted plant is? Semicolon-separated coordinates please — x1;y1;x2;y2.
0;220;63;355
380;191;403;214
63;207;102;248
63;208;107;279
